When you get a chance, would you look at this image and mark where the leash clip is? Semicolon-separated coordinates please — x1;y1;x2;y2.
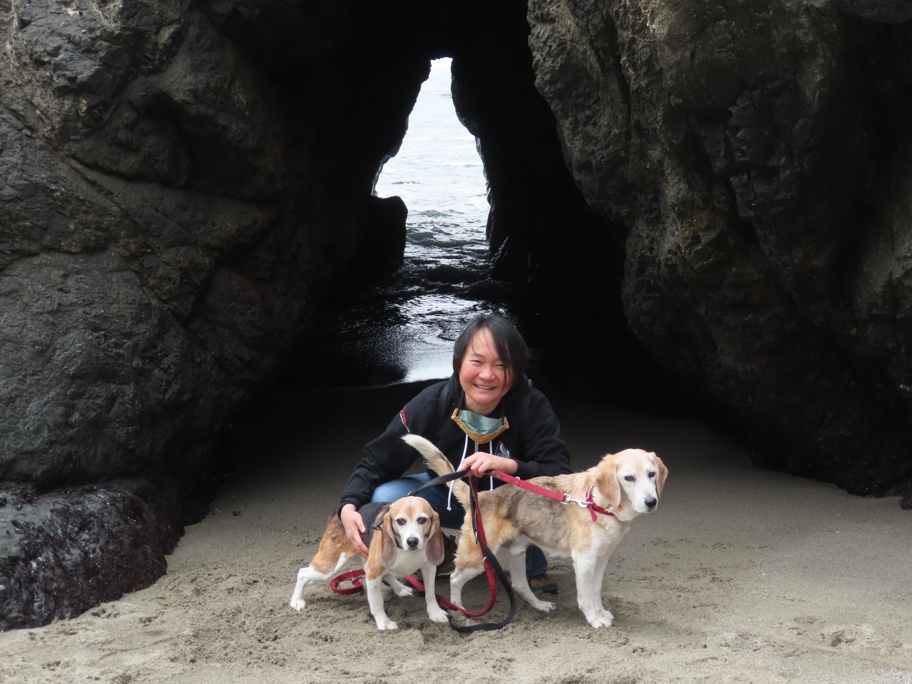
562;485;593;508
562;494;591;508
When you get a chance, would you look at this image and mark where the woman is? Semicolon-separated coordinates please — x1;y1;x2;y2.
338;313;572;592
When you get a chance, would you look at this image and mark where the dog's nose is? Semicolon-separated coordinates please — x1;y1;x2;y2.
645;497;657;509
407;537;419;549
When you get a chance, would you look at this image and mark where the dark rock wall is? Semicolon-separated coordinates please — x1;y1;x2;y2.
447;4;631;391
0;0;425;487
526;0;912;498
0;0;431;627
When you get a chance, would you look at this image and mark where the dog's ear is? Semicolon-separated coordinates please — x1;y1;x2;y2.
380;513;399;568
653;455;668;497
595;453;622;509
424;509;445;566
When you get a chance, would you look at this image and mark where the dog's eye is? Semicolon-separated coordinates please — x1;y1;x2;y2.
395;518;406;526
624;475;635;482
648;471;656;479
417;516;427;524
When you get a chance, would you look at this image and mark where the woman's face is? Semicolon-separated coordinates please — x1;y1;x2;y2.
458;328;512;415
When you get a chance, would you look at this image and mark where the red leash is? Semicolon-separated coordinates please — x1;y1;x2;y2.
330;569;365;595
401;476;502;618
488;470;615;521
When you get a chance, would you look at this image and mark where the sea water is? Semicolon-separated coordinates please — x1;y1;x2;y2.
298;58;501;387
373;57;493;382
375;57;490;269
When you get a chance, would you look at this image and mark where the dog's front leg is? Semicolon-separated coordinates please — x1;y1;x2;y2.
419;564;450;624
571;551;613;628
365;577;397;630
448;543;486;608
590;552;615;622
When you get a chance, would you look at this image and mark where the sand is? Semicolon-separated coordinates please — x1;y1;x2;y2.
1;382;910;684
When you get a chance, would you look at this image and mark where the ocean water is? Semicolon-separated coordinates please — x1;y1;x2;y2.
375;57;490;269
296;58;505;387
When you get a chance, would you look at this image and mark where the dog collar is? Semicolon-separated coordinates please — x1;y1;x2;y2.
583;486;614;521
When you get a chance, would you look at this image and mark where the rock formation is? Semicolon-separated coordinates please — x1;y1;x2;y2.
1;0;910;628
526;0;912;501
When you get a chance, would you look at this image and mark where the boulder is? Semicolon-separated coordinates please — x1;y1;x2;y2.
527;0;912;499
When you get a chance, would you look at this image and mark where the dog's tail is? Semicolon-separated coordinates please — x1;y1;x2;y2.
401;434;471;510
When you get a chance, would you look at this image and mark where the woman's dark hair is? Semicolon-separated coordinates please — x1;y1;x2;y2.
452;313;528;389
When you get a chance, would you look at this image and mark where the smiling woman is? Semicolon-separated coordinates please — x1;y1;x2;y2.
337;312;572;592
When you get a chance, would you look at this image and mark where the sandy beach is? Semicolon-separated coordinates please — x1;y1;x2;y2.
1;382;910;684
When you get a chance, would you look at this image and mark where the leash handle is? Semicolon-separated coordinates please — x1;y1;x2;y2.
406;468;471;497
403;475;519;632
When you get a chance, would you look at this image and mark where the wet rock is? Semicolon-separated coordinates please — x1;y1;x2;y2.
0;479;184;630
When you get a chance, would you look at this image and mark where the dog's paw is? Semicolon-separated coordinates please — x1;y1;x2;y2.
289;598;307;611
428;607;449;624
392;585;414;598
531;599;555;612
375;618;399;631
586;610;614;628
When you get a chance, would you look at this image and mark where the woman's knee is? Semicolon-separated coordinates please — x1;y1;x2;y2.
371;474;431;504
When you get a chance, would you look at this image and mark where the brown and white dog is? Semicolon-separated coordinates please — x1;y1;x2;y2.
402;434;667;628
289;496;449;630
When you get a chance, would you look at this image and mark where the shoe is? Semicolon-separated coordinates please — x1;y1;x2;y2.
528;572;558;594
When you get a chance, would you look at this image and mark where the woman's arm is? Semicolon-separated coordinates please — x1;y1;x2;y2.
512;390;572;480
337;381;445;512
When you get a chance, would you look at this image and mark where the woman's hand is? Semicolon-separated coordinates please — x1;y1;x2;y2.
339;504;370;558
461;451;518;478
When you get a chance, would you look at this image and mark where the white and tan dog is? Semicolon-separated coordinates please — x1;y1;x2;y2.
403;434;667;628
289;496;449;630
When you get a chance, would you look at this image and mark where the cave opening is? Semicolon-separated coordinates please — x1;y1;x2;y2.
368;56;502;384
282;57;519;390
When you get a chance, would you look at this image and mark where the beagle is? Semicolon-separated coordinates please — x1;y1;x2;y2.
403;434;667;628
289;496;449;630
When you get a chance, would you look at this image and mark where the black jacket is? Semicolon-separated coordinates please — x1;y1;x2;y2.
339;374;572;512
